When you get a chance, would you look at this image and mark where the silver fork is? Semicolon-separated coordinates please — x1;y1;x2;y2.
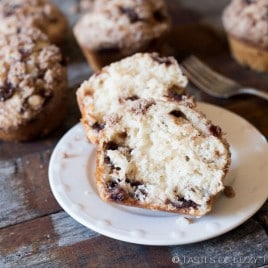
181;56;268;101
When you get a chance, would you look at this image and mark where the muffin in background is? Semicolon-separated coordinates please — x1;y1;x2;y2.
0;27;67;141
79;0;95;12
0;0;68;45
73;0;171;70
222;0;268;72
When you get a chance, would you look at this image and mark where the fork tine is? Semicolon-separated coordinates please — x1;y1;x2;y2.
184;56;236;87
180;55;268;100
183;57;222;88
183;62;228;92
181;58;223;91
181;65;216;94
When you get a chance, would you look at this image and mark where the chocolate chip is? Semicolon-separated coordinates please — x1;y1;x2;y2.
108;187;127;202
209;124;222;137
125;95;139;101
151;54;173;66
166;197;198;209
166;85;186;102
107;180;118;190
119;6;140;23
126;179;142;188
104;155;111;164
106;141;119;150
18;48;30;59
0;82;16;102
92;122;104;132
169;110;186;119
119;95;139;104
134;186;148;200
153;10;166;22
139;188;147;196
185;156;190;162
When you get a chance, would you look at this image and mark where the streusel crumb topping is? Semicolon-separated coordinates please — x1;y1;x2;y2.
0;0;66;39
222;0;268;48
0;27;67;130
74;0;170;54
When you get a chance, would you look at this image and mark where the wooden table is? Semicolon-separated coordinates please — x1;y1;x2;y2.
1;0;267;267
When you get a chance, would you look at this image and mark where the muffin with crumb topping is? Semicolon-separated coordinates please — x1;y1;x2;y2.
0;27;67;141
0;0;68;45
222;0;268;72
73;0;171;70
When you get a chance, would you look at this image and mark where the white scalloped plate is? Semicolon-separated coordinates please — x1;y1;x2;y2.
48;102;268;245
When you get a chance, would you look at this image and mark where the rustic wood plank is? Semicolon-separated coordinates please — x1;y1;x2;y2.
170;219;268;268
0;0;267;267
1;211;267;267
0;211;99;267
0;151;61;228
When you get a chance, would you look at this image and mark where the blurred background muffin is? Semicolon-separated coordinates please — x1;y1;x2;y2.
0;27;67;141
79;0;95;12
73;0;171;70
222;0;268;72
0;0;68;45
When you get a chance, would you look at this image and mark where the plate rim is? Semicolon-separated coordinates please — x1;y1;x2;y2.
48;102;268;245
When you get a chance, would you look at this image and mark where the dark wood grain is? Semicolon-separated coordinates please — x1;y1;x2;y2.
0;0;267;267
1;212;267;267
0;150;61;229
0;212;99;267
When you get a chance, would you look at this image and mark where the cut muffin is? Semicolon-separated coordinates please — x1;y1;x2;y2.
73;0;171;70
0;27;67;141
77;52;188;144
96;99;231;217
222;0;268;72
0;0;68;45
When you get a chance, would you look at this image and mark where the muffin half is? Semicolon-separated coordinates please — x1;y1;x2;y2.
77;53;188;144
96;99;231;217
